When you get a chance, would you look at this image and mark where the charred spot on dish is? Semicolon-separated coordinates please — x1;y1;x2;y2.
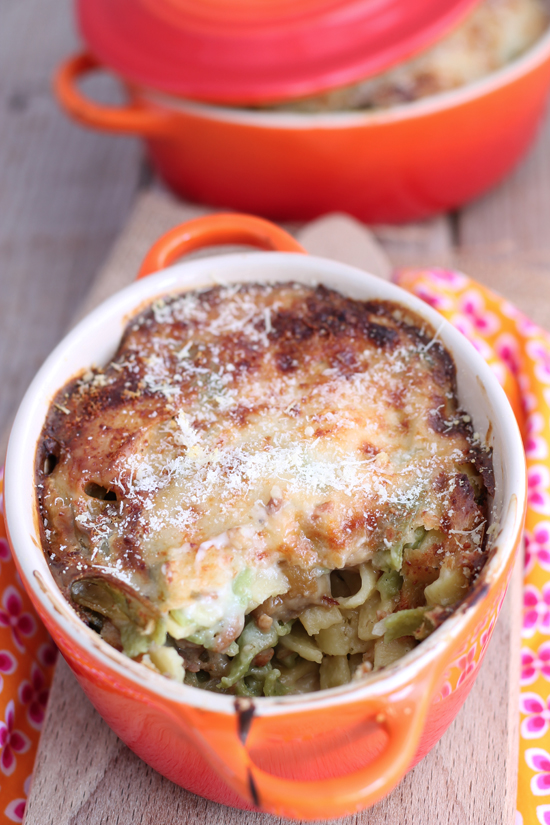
427;344;457;390
247;768;261;808
38;436;61;477
35;282;494;696
235;697;256;744
269;312;315;342
276;352;299;373
470;443;496;498
461;580;491;610
365;322;398;349
428;403;472;438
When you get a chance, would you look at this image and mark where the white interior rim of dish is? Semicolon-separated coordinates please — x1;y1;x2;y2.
4;252;526;716
138;19;550;128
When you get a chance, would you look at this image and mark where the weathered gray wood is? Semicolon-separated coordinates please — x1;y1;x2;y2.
457;105;550;260
373;216;454;269
73;194;395;321
297;214;392;279
453;102;550;335
73;192;212;321
0;0;143;457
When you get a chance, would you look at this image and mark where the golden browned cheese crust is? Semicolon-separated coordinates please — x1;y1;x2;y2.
36;284;493;681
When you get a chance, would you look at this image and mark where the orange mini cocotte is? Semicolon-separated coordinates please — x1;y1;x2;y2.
4;215;526;819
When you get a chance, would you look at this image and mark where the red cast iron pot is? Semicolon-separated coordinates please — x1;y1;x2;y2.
54;20;550;224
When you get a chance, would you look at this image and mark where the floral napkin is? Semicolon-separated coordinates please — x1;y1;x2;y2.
0;266;548;823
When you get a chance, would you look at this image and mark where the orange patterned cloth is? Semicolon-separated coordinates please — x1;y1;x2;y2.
0;268;547;821
0;469;57;821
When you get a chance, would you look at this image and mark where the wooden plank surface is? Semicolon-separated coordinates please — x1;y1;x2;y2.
457;109;550;260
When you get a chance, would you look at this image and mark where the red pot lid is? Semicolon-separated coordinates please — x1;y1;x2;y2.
78;0;481;104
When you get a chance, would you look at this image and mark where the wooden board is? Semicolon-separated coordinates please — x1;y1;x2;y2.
21;193;524;825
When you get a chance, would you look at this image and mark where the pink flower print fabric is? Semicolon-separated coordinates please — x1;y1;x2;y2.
457;288;502;336
526;415;549;461
0;702;30;777
0;588;36;654
524;584;550;638
0;470;57;822
528;466;550;515
526;749;550;796
0;540;10;572
525;524;550;575
3;776;31;824
522;644;550;686
19;666;49;730
521;694;550;740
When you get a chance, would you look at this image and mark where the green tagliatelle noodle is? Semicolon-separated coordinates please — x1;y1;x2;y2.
221;618;292;694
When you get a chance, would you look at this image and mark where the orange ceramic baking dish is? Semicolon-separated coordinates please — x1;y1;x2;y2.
4;215;526;818
54;20;550;224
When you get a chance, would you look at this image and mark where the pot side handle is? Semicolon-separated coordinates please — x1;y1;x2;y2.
136;214;306;279
186;668;439;820
54;52;170;136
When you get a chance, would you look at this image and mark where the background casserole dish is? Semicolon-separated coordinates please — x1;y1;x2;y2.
54;0;550;223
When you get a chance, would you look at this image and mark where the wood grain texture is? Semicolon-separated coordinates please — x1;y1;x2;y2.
457;110;550;260
73;193;394;325
0;0;143;458
297;214;393;279
453;101;550;334
373;216;454;269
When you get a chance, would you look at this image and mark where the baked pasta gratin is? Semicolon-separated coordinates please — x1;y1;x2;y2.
36;283;494;696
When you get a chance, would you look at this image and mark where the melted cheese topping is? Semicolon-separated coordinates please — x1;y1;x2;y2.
36;284;492;654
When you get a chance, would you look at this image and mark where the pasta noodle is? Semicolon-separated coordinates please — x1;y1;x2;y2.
299;604;342;636
336;564;377;609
